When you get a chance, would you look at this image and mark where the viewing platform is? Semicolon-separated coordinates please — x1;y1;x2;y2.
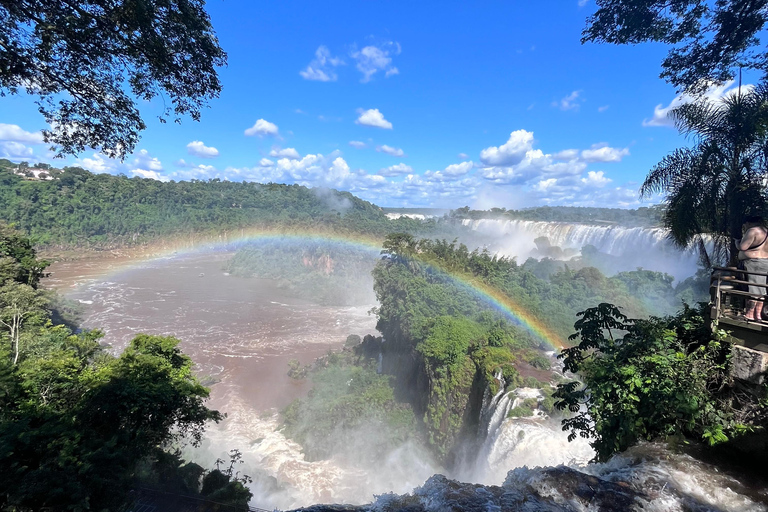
710;267;768;385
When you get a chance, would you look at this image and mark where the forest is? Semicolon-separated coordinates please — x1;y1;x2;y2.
0;160;428;248
451;205;665;227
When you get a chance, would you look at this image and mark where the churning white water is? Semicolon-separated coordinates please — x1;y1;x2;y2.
47;251;765;511
462;218;700;279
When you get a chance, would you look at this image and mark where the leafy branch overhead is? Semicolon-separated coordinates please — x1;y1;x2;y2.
584;0;768;93
0;0;227;158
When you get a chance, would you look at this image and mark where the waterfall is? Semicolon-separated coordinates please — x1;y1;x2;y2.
479;370;514;442
461;218;700;279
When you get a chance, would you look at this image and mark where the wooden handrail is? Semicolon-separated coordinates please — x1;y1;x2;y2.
713;265;768;278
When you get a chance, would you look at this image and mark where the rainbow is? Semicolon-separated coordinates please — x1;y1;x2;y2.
58;228;565;349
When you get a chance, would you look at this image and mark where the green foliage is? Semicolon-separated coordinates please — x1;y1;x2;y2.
450;205;664;227
282;354;417;462
0;223;49;288
0;166;430;248
0;329;222;510
640;85;768;266
1;0;226;158
528;355;551;370
583;0;768;93
554;302;754;462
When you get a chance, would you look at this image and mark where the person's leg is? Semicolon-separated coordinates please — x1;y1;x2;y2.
744;259;768;321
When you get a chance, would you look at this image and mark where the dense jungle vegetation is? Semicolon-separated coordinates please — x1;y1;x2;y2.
0;225;252;510
451;205;665;227
0;160;428;248
361;233;704;462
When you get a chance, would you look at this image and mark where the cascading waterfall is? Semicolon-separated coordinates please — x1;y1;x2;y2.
461;218;701;279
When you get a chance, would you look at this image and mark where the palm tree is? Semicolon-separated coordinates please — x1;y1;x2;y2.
641;83;768;267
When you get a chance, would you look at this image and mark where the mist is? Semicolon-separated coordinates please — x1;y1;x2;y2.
46;218;717;510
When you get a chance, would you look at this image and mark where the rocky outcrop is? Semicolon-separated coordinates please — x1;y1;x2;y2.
289;467;647;512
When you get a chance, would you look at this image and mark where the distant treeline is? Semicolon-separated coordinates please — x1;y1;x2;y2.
451;205;664;227
0;159;428;248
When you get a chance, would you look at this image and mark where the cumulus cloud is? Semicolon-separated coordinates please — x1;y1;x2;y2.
553;90;583;111
74;148;167;181
443;161;474;176
186;140;219;158
258;158;274;167
479;130;534;166
134;149;163;171
458;152;469;160
356;108;393;129
379;163;413;177
245;119;279;137
0;123;44;144
130;169;168;181
581;170;611;187
349;140;367;149
0;141;34;159
376;144;405;157
350;42;400;82
580;143;629;163
269;147;301;159
643;80;749;127
300;45;345;82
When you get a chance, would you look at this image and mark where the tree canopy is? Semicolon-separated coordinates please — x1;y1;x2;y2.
0;0;226;158
583;0;768;93
640;84;768;265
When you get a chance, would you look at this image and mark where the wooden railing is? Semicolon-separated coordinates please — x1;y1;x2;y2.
710;266;768;352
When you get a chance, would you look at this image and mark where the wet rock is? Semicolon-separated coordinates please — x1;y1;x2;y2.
289;467;647;512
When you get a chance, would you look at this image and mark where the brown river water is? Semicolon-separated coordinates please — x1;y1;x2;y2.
45;252;432;508
45;251;768;511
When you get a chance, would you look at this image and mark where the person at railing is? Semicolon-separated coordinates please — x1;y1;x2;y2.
737;216;768;321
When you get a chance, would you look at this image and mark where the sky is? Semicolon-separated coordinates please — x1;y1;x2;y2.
0;1;751;209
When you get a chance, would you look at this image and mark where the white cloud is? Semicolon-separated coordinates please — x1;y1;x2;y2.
258;158;274;167
643;80;750;127
458;152;469;160
578;0;589;6
0;124;44;144
376;144;405;157
580;143;629;163
553;90;583;111
356;108;393;129
598;105;610;112
349;140;366;149
269;147;301;160
78;152;113;173
379;163;413;177
480;130;534;166
130;169;168;181
134;149;163;171
581;170;611;187
244;119;279;137
0;141;34;159
552;149;580;161
533;178;557;192
350;42;400;82
300;45;345;82
75;148;165;181
444;161;474;177
186;140;219;158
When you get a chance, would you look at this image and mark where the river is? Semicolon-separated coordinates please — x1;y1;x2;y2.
45;250;768;511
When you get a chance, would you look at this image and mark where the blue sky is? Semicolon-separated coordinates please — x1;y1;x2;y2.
0;0;750;208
